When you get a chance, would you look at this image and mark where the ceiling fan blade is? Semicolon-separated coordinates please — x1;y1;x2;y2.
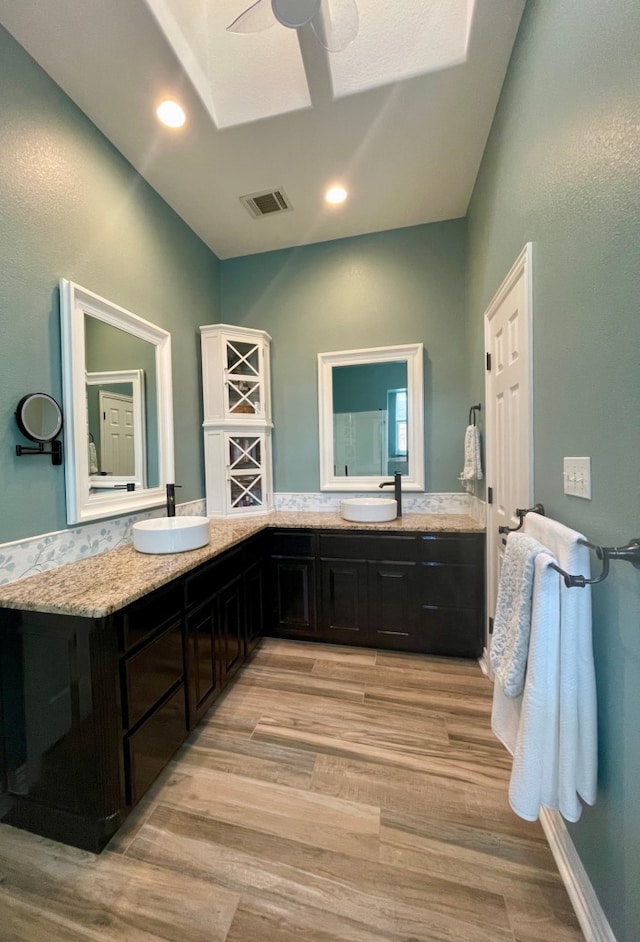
227;0;277;34
311;0;359;52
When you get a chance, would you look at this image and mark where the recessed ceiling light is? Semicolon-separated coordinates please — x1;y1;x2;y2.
156;99;186;128
325;185;348;205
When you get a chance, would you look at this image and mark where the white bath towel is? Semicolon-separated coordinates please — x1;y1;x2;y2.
459;424;483;493
490;532;549;697
492;512;597;822
89;440;99;475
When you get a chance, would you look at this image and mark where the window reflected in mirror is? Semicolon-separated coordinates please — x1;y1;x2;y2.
332;362;408;477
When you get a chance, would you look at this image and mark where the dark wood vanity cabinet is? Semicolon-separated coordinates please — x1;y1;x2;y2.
0;524;483;853
271;529;484;658
0;533;266;852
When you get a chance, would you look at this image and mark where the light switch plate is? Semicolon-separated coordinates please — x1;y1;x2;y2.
563;457;591;499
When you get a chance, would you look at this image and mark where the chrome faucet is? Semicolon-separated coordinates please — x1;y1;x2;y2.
379;472;402;517
166;483;181;517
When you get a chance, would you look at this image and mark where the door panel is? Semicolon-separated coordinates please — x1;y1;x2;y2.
320;558;368;636
485;245;533;659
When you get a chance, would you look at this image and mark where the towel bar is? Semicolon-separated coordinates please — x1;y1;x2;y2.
498;503;545;535
499;505;640;588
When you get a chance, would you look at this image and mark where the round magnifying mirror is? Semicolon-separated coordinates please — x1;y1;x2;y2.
16;393;63;443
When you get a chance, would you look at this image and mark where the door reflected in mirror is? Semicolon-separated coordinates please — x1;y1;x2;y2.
318;343;424;492
86;369;147;489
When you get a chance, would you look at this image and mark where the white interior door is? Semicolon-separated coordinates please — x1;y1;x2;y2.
99;391;135;476
484;244;533;666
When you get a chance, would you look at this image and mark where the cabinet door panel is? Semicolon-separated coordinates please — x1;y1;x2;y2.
367;562;415;642
219;575;244;682
244;558;265;654
418;563;483;609
320;558;368;636
415;607;483;658
185;598;220;725
272;557;317;633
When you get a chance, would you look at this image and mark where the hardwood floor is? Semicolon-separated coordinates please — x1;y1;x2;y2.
0;638;584;941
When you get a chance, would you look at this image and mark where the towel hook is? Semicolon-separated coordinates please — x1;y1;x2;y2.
468;403;481;426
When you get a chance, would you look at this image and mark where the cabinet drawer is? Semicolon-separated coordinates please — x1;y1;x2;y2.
270;530;316;557
418;562;483;609
319;533;418;561
122;620;184;730
415;606;483;658
185;548;242;608
124;683;187;805
420;534;483;565
122;583;183;652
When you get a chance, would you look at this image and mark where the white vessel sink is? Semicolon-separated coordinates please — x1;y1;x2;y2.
340;497;397;523
133;516;211;554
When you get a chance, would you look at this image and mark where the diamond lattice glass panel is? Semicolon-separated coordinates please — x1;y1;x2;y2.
229;437;261;470
230;474;263;508
226;341;259;377
228;379;261;415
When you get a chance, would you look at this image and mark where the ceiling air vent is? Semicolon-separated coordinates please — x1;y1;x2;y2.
240;188;292;219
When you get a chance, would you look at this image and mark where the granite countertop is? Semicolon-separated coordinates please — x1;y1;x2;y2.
0;511;484;619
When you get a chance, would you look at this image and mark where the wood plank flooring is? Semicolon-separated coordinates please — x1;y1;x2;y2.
0;638;584;941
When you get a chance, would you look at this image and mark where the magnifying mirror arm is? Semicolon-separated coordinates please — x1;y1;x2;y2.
16;441;63;465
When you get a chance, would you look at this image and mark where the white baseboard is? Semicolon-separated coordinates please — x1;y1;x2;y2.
539;808;617;942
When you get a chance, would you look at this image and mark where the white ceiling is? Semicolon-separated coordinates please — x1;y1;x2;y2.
0;0;525;259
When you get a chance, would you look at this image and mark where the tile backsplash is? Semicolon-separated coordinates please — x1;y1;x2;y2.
273;491;474;514
0;499;206;586
0;492;484;587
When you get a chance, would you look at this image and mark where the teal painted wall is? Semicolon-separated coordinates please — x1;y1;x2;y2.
0;25;220;543
466;2;640;938
220;221;468;492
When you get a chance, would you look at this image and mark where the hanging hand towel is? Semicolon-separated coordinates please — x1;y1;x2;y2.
459;424;483;493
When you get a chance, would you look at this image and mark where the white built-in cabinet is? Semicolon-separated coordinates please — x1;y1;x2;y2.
200;324;273;517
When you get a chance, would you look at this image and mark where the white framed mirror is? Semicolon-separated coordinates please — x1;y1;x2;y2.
318;343;424;492
60;279;174;524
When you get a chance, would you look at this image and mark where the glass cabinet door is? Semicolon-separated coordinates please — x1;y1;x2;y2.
224;340;263;418
227;435;265;510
